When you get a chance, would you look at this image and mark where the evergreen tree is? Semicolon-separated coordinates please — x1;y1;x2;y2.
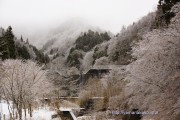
20;35;23;42
21;46;30;59
158;0;179;14
1;26;49;63
32;46;49;64
154;0;179;27
0;37;8;59
101;32;111;41
16;45;30;60
26;38;29;44
75;30;111;52
3;26;16;59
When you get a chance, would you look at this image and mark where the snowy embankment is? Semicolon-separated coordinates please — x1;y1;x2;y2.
0;100;94;120
0;101;57;120
28;108;56;120
0;101;12;115
77;116;96;120
0;100;13;119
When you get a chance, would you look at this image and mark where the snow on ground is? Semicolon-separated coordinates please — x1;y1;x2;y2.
0;101;12;115
0;101;57;120
77;116;96;120
28;108;56;120
0;100;13;120
0;100;83;120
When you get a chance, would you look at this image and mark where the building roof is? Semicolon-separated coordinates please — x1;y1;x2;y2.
83;65;125;74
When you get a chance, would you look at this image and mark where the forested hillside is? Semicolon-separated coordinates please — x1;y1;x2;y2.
75;1;180;120
0;26;49;63
67;30;111;68
0;0;179;120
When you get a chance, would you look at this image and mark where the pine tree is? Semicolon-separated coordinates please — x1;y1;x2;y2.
4;26;16;59
16;45;30;60
155;0;179;27
0;37;8;59
26;38;29;44
20;35;23;42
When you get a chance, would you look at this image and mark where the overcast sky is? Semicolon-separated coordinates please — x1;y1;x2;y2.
0;0;157;38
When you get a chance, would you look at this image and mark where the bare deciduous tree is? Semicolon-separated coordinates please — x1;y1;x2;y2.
0;60;52;120
125;7;180;120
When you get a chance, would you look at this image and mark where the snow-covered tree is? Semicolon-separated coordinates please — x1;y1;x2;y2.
0;60;52;120
82;51;94;71
125;7;180;120
94;57;109;66
107;12;156;65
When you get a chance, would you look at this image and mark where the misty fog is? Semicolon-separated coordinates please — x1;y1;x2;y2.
0;0;157;47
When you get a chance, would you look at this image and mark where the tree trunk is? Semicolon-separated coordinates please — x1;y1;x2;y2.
16;112;18;119
18;98;23;120
29;103;33;117
10;113;12;120
24;107;27;120
12;103;15;119
18;108;22;120
3;114;5;120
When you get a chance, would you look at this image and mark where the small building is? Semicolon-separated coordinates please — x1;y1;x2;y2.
79;68;111;85
84;68;111;78
79;65;125;85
